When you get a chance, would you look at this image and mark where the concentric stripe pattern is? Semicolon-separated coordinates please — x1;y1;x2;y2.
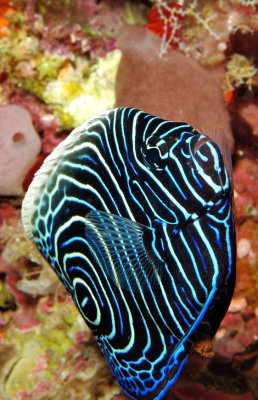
22;107;236;400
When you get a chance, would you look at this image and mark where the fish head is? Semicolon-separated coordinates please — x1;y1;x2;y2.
141;126;232;224
141;121;235;338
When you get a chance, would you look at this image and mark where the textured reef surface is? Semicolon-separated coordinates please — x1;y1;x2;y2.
0;1;257;399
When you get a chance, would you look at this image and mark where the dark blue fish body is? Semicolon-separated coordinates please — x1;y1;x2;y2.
22;107;236;400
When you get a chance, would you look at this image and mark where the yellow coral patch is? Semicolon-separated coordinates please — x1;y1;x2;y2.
42;49;121;129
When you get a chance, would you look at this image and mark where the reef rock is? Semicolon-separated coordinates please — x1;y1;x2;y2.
0;105;41;196
115;26;234;174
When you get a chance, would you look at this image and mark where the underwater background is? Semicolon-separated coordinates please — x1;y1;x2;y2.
0;1;257;399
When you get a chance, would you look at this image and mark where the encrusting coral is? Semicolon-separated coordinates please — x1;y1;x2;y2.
225;53;257;90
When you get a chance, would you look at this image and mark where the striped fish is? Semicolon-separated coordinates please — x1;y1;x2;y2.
22;107;236;400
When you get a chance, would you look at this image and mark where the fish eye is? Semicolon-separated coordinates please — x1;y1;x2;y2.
142;137;168;170
144;147;161;168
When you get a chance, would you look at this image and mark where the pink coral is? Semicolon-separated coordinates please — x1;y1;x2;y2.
10;91;62;155
15;0;120;59
234;158;258;222
240;103;258;136
0;105;41;196
5;269;40;331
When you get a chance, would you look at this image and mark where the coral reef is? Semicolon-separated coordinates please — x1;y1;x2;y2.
146;1;257;63
0;0;257;399
0;10;120;131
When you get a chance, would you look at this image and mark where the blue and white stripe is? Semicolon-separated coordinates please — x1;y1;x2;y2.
22;107;235;400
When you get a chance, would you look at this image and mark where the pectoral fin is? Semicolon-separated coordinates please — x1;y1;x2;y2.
85;210;162;291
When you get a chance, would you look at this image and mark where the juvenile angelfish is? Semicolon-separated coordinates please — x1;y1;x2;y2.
22;107;236;400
